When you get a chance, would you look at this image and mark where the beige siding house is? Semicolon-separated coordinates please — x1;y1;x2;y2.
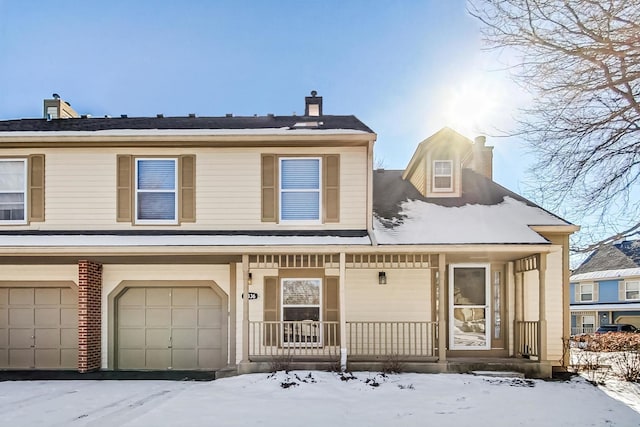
0;94;577;377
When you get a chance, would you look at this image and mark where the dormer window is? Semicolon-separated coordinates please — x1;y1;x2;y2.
433;160;453;192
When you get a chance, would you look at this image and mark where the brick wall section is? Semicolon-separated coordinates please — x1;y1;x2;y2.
78;260;102;373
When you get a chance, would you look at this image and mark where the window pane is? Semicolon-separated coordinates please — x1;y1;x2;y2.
435;161;451;175
0;193;25;221
137;160;176;190
281;192;320;220
138;192;176;220
0;161;25;191
434;176;451;189
281;159;320;190
283;279;320;305
283;307;320;322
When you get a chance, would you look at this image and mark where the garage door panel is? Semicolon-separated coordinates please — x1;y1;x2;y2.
146;349;170;369
119;349;145;369
61;328;77;347
120;288;145;306
198;308;221;327
0;308;7;328
198;328;220;347
35;288;60;305
172;288;197;306
0;328;7;347
119;308;145;327
146;289;170;306
9;328;33;347
35;308;59;325
146;308;171;326
172;308;196;327
35;328;61;347
60;308;77;326
35;349;60;368
198;288;219;306
172;349;196;369
119;328;145;347
198;349;221;369
0;288;7;305
9;349;33;368
61;288;76;305
61;348;77;368
146;328;170;348
9;288;33;305
172;328;196;347
9;308;33;325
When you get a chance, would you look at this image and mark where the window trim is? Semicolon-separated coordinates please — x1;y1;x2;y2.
280;277;323;346
432;159;453;192
134;157;179;225
625;280;640;301
0;158;28;225
278;156;322;224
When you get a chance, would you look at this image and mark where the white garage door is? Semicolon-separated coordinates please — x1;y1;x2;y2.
117;287;225;370
0;287;78;369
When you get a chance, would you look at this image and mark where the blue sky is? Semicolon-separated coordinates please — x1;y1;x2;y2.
0;0;528;191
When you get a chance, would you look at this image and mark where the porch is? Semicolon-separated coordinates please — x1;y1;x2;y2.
243;319;546;376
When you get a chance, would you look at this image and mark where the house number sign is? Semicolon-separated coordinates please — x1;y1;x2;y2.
242;292;259;300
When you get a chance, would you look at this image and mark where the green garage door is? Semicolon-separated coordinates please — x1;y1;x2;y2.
0;287;78;369
117;287;225;370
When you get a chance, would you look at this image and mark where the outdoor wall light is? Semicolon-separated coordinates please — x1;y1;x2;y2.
378;271;387;285
248;272;253;286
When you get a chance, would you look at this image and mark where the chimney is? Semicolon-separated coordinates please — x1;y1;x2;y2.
304;90;323;116
473;136;494;180
43;94;79;120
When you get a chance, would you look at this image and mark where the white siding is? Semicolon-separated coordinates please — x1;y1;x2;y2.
345;269;431;321
0;265;77;282
544;247;565;364
0;146;367;230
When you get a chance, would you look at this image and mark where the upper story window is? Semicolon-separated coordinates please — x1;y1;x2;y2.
279;157;321;222
135;158;178;224
432;160;453;192
0;159;27;223
625;281;640;301
578;283;593;302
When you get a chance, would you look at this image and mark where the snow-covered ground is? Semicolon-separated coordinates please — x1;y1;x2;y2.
0;371;638;426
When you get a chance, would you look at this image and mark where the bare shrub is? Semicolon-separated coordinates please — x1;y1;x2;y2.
269;354;292;372
570;332;640;383
381;353;406;374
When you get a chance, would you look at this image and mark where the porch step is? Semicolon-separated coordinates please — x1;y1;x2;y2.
215;365;239;380
471;370;525;379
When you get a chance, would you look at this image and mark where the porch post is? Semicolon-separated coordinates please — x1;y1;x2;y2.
241;254;250;363
339;252;347;370
438;253;447;362
229;262;237;366
538;253;547;362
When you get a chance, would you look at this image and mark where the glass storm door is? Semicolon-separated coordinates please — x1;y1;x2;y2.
449;264;490;350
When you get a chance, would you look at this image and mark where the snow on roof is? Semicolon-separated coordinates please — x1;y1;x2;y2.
0;234;371;247
570;267;640;282
373;196;568;245
0;128;370;137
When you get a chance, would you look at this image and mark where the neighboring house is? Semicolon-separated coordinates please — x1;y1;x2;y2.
0;94;578;378
570;240;640;334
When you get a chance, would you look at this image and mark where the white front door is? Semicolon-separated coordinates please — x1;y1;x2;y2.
449;264;491;350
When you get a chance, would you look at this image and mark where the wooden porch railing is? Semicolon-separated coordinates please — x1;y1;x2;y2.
516;321;539;359
571;326;594;336
346;321;437;359
249;321;340;359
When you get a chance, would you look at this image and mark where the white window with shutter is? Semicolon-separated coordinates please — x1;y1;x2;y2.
0;159;27;224
279;157;321;223
135;158;178;224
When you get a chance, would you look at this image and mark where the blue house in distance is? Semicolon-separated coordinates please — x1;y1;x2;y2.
570;240;640;334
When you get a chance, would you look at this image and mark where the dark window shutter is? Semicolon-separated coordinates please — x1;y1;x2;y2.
324;276;340;344
261;154;278;222
28;154;45;222
323;154;340;223
263;276;280;346
179;155;196;222
116;155;132;222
